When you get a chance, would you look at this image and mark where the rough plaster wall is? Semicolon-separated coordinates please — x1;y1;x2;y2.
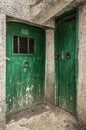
0;0;58;24
0;0;55;28
0;13;6;130
45;29;55;105
31;0;86;25
78;3;86;130
0;0;32;21
31;0;73;24
31;0;59;18
0;0;85;25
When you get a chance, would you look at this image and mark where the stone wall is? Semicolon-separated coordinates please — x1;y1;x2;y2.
0;13;6;130
77;3;86;130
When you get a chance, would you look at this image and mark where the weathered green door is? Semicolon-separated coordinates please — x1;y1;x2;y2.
55;12;77;115
6;22;45;114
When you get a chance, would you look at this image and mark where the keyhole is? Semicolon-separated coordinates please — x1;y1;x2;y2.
66;51;71;58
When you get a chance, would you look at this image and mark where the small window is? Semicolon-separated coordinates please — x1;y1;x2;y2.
14;36;35;54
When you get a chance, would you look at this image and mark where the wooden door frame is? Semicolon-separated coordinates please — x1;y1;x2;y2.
55;8;78;116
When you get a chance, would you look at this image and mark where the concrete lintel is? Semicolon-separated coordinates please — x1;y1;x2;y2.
7;16;55;29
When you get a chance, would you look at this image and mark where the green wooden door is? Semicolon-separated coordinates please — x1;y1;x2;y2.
6;22;45;114
55;13;77;115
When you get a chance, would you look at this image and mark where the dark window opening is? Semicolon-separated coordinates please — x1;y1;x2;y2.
14;36;18;53
14;36;35;54
57;14;76;24
29;38;35;54
20;37;28;53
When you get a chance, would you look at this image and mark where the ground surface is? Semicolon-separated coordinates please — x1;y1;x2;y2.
6;103;79;130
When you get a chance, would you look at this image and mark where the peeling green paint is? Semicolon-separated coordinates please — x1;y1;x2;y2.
55;10;77;115
6;22;45;114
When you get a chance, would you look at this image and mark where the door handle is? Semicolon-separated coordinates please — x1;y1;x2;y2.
24;61;29;68
55;54;60;60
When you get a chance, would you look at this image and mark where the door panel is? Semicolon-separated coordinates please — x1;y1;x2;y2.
6;22;45;114
55;14;76;115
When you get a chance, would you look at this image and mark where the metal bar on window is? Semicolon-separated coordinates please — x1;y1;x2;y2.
18;36;20;53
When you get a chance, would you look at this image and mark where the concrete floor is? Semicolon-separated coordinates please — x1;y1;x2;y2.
6;103;79;130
